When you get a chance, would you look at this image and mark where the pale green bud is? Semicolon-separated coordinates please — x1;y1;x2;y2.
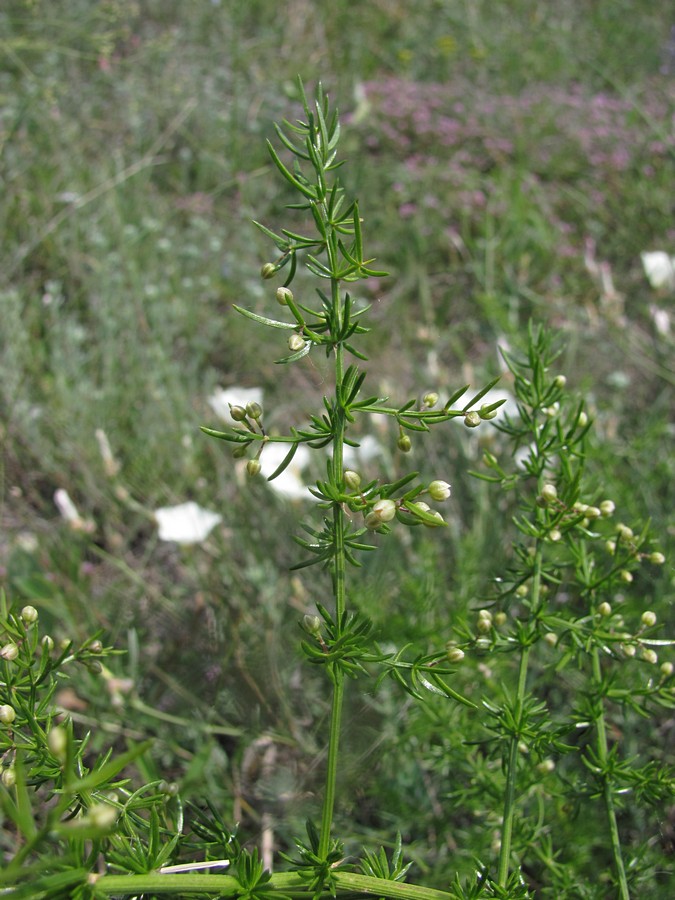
600;500;616;517
544;632;558;647
246;459;261;477
605;540;617;554
302;614;322;637
515;584;529;598
598;601;612;617
20;605;38;626
479;404;498;420
246;401;263;420
288;333;306;352
540;483;558;503
641;610;657;627
649;552;665;565
42;635;54;652
428;480;451;501
553;375;567;388
229;404;247;422
494;612;507;626
537;758;556;774
616;523;634;542
549;529;562;542
622;643;636;658
447;647;465;663
276;286;293;306
585;506;601;519
620;570;633;583
0;705;16;725
2;767;16;787
577;411;588;427
88;803;119;829
344;470;361;491
422;510;445;527
260;262;276;279
0;643;18;661
464;411;481;428
422;391;439;408
397;433;412;452
48;726;68;761
476;616;492;634
660;662;673;677
642;648;658;665
88;640;103;654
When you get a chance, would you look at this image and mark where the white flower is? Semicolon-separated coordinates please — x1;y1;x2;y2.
259;442;311;500
641;252;675;290
208;387;263;425
154;502;222;544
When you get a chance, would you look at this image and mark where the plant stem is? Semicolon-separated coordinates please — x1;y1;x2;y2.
496;542;541;887
591;646;630;900
319;274;347;859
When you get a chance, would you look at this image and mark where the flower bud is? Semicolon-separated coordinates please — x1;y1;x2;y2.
0;705;16;725
476;616;492;634
598;601;612;617
371;499;397;523
494;611;507;627
260;262;276;279
648;551;665;565
288;334;306;352
600;500;615;517
2;767;16;787
48;726;68;761
585;506;601;519
660;661;673;677
616;523;634;542
447;647;465;663
540;483;557;503
515;584;529;598
344;470;361;491
42;635;54;652
302;614;322;637
246;459;261;477
229;404;247;422
428;480;451;501
246;401;263;420
479;404;498;420
553;375;567;388
232;444;248;459
276;286;293;306
422;510;445;527
397;433;412;453
544;632;558;647
20;605;38;626
620;570;633;583
641;610;657;628
422;391;439;408
549;529;562;542
0;643;19;662
642;648;658;665
577;411;588;427
88;640;103;654
464;411;481;428
537;758;556;774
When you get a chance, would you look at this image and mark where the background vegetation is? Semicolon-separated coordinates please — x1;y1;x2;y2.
1;0;673;893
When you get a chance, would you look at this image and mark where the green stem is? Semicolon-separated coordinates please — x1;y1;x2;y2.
496;542;541;887
591;646;630;900
94;870;458;900
318;273;347;859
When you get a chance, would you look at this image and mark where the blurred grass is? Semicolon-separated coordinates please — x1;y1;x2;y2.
1;0;674;890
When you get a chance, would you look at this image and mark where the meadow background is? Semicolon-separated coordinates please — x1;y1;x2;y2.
1;0;674;891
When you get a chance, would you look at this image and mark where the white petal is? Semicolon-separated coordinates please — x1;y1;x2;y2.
641;252;675;290
54;488;82;524
259;443;311;500
155;501;222;544
208;387;263;424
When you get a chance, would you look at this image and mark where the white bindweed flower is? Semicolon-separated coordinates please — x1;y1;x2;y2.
259;442;311;500
641;252;675;290
208;387;263;425
154;502;222;544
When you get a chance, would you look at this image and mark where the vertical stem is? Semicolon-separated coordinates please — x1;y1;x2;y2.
318;273;347;859
591;647;630;900
497;542;541;887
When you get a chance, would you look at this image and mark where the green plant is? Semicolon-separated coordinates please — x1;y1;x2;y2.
1;80;672;900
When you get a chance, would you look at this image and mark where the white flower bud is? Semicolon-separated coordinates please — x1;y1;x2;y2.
544;632;558;647
20;606;38;626
660;661;673;677
540;483;558;503
371;499;396;523
549;529;562;542
344;470;361;491
288;334;306;352
246;459;261;477
447;647;465;663
553;375;567;388
621;643;636;658
428;480;451;501
642;649;658;665
620;570;633;583
276;286;293;306
537;758;556;774
600;500;615;517
649;552;665;565
260;262;276;279
422;391;439;408
0;643;19;662
641;611;657;627
2;767;16;787
48;726;68;761
577;411;588;427
598;602;612;617
464;411;481;428
229;404;247;422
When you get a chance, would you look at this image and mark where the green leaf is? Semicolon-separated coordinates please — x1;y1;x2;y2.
233;305;296;330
